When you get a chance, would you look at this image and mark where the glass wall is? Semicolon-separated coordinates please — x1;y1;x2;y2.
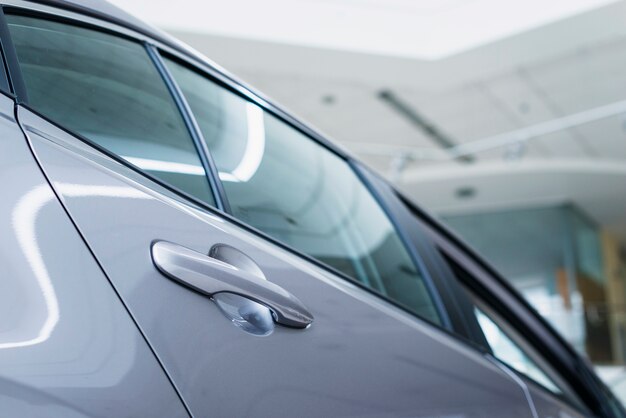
443;205;626;397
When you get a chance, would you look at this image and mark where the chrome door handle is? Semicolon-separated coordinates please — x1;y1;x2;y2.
151;240;313;328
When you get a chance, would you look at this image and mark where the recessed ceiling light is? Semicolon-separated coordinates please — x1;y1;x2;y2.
518;102;531;114
322;94;336;105
455;186;476;199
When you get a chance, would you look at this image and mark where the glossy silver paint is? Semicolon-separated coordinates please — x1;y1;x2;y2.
0;94;188;416
151;240;314;328
21;107;535;417
527;382;588;418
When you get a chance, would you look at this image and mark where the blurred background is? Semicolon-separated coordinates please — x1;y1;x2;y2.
110;0;626;402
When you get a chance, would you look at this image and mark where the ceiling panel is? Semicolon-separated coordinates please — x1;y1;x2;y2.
483;71;589;157
574;115;626;159
403;84;518;145
525;38;626;116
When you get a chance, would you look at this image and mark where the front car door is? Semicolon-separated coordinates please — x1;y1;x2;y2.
3;2;540;416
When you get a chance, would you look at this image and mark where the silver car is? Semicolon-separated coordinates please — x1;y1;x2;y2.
0;1;622;417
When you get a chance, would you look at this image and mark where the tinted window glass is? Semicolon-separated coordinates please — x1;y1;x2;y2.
7;15;215;205
165;58;441;324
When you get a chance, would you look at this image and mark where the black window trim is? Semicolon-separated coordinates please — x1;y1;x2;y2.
0;2;456;334
145;44;229;211
354;162;487;340
350;161;452;329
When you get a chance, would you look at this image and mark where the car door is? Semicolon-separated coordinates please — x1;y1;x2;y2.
5;5;537;417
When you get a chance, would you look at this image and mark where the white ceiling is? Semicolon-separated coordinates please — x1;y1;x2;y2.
109;0;617;59
110;0;626;237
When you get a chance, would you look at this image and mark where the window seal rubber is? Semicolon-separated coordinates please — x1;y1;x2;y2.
145;43;230;212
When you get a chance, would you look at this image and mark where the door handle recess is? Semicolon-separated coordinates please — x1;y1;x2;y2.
151;240;313;328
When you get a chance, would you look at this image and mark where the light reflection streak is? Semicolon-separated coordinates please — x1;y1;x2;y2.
6;185;59;349
4;183;147;349
121;103;265;183
123;156;205;176
219;103;265;182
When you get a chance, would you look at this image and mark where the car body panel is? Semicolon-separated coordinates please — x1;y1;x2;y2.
527;383;588;418
0;94;188;417
21;107;536;417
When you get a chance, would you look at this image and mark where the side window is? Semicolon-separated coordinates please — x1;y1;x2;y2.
164;57;442;325
7;15;215;205
473;301;562;393
446;256;588;411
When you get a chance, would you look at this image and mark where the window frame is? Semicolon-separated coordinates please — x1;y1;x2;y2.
0;1;452;331
159;50;450;328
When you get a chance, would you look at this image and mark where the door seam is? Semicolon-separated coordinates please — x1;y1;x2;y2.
487;354;539;418
13;103;194;418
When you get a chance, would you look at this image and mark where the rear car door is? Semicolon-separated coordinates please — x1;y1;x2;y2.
4;4;538;417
